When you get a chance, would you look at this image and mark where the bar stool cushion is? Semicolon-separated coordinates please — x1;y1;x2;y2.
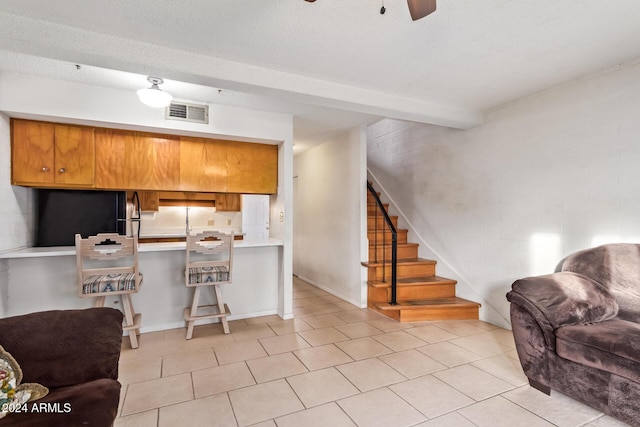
82;273;138;294
188;266;229;284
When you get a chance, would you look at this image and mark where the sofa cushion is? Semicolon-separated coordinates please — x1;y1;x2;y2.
556;318;640;383
559;243;640;323
0;308;123;388
0;378;120;427
510;272;619;328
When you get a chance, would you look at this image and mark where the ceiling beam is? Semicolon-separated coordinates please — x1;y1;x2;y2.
0;11;483;129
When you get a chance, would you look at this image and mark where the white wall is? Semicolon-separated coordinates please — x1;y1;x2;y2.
0;73;292;143
293;126;368;306
0;112;35;252
0;111;35;316
368;61;640;328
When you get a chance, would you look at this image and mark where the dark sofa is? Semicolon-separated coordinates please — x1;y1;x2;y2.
0;308;123;427
507;243;640;426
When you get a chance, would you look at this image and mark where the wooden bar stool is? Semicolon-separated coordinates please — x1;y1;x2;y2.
75;233;143;349
184;231;234;339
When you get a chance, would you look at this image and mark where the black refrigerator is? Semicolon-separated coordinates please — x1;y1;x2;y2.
36;189;127;247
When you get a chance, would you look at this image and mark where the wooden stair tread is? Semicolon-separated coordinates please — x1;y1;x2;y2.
375;297;481;310
368;242;418;248
369;276;456;288
362;258;436;268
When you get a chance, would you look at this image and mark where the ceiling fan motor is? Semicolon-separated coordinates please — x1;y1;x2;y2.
303;0;436;21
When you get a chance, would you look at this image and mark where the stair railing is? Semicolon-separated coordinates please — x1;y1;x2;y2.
367;182;397;305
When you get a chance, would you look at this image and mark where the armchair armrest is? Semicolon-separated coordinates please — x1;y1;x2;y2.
0;308;123;388
507;271;618;330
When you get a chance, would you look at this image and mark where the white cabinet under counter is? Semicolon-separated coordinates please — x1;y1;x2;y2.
0;240;286;332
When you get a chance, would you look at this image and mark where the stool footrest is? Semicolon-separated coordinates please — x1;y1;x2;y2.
184;304;230;321
123;313;142;331
184;304;231;339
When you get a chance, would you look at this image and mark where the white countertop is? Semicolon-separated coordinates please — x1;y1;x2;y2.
0;239;283;259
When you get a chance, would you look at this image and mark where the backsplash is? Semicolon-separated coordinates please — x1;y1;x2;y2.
139;206;241;237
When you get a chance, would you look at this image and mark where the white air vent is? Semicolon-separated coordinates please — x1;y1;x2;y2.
165;102;209;124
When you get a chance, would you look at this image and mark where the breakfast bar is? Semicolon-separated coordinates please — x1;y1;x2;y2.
0;239;285;333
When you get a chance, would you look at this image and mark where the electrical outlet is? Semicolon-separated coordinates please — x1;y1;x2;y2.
227;219;232;225
207;220;214;226
279;212;284;222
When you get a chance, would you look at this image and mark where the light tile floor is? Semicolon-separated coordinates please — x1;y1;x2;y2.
115;277;631;427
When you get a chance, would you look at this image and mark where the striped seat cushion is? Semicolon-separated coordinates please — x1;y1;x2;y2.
82;273;138;294
188;266;230;284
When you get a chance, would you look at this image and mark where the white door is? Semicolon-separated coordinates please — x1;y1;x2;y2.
241;195;270;242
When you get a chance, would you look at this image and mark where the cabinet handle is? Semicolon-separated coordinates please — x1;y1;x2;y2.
41;167;49;172
59;168;66;173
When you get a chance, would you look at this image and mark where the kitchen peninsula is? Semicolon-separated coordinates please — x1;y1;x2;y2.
0;238;285;333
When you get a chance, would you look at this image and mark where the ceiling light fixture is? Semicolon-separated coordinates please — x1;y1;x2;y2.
137;76;173;108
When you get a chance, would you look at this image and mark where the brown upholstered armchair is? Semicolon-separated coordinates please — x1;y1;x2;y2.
0;308;123;426
507;243;640;426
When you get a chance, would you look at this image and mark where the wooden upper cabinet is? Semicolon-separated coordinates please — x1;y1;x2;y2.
11;119;95;187
54;125;95;186
95;129;180;191
180;137;278;194
12;120;54;185
179;137;228;192
127;191;160;212
12;120;278;194
215;193;242;211
157;191;216;207
227;141;278;194
138;191;160;212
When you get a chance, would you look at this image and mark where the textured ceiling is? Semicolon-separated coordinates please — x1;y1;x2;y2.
1;0;640;150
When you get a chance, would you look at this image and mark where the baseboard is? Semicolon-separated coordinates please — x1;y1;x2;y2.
129;308;281;335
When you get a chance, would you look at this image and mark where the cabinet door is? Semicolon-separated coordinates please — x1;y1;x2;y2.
179;137;228;192
127;191;160;211
11;119;55;185
215;193;241;211
95;129;180;190
227;141;278;194
54;125;95;186
138;191;159;211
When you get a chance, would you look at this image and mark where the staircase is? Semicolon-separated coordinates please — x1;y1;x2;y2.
363;185;481;322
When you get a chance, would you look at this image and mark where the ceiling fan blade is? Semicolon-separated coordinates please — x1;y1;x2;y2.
407;0;436;21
